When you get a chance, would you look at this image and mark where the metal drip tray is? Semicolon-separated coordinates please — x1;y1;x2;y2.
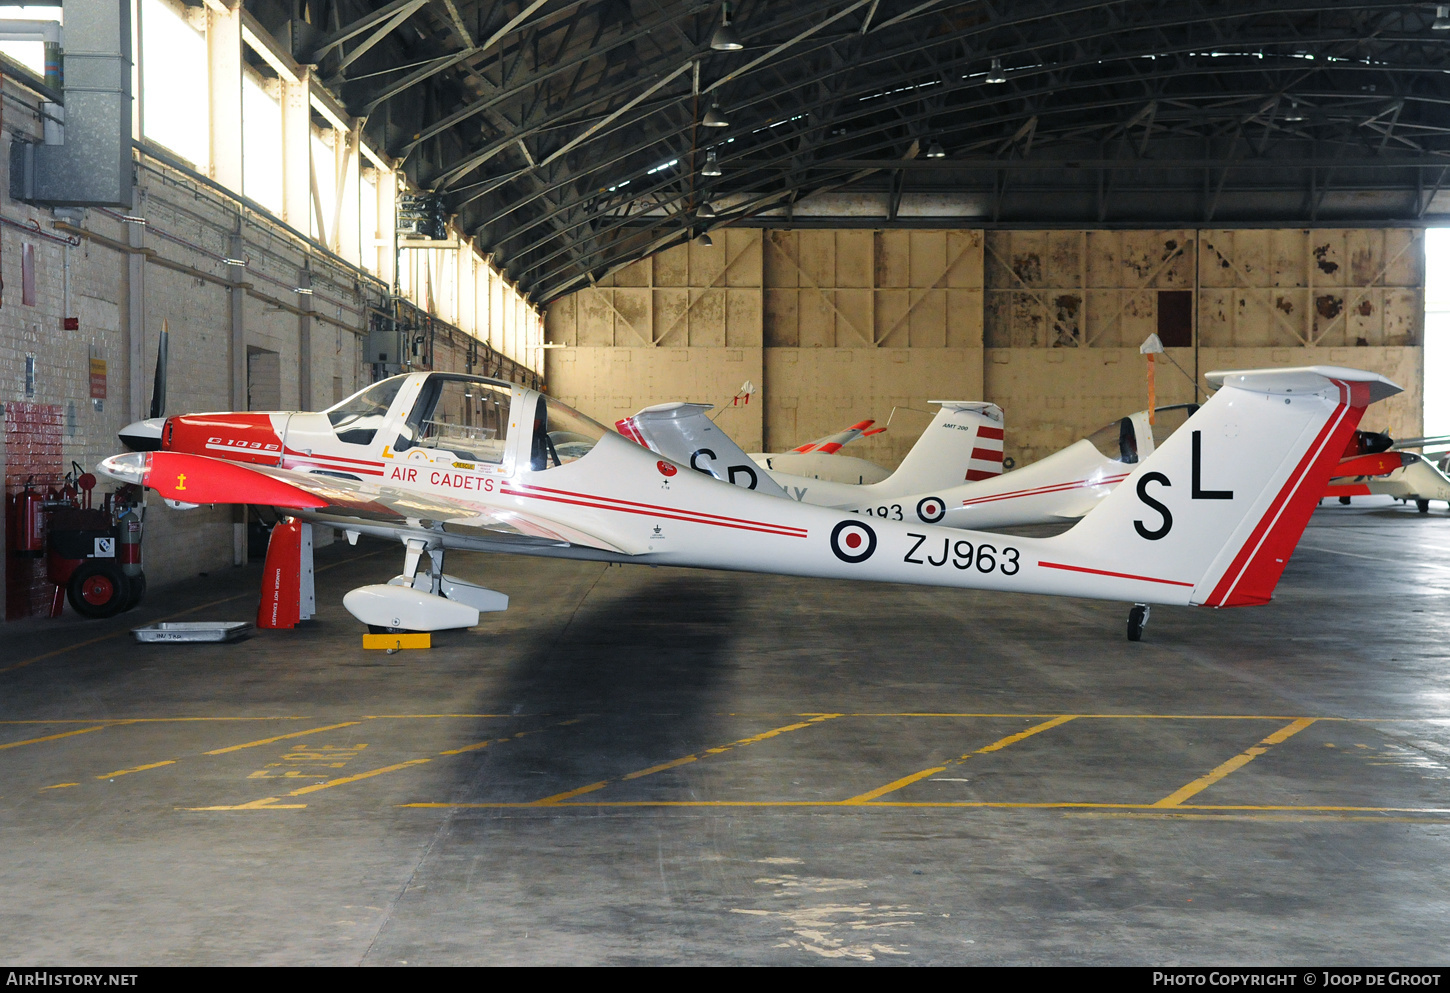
131;622;252;643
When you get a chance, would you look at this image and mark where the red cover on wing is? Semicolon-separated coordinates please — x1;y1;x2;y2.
1330;451;1411;479
145;452;328;508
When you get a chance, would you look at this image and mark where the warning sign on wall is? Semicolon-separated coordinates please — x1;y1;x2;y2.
89;357;106;399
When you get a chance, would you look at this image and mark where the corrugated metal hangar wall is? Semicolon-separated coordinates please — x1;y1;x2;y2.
544;227;1422;468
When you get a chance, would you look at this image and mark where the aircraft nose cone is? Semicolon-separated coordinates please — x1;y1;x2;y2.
118;417;166;451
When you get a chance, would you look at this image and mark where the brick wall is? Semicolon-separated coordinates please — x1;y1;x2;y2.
3;401;62;619
0;75;515;621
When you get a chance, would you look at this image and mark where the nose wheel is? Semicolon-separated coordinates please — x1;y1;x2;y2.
1126;603;1150;642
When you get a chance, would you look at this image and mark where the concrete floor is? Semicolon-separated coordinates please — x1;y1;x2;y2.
1;498;1449;965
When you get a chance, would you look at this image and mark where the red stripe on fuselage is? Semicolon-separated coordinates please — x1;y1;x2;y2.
282;459;385;477
281;447;383;468
509;481;808;533
501;486;808;538
959;473;1131;507
1039;560;1195;588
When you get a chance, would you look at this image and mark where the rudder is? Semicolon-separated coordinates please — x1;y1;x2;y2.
1044;367;1399;607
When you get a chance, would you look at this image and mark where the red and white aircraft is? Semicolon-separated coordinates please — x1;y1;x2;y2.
101;364;1397;641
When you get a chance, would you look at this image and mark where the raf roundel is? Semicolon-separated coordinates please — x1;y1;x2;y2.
830;520;877;563
657;460;678;477
916;496;946;524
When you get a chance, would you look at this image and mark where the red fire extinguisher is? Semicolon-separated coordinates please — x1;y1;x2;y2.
14;481;46;556
117;505;143;577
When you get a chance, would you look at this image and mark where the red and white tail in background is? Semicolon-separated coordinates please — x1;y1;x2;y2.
887;401;1004;492
1049;366;1399;607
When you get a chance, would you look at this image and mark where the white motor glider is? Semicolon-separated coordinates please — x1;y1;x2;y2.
621;395;1199;531
619;400;1005;507
101;365;1397;641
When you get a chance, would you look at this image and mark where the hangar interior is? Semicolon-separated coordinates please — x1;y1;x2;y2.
1;0;1449;966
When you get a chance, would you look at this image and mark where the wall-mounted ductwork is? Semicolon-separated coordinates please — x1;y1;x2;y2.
9;0;131;207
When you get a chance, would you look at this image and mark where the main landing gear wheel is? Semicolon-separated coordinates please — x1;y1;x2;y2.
1417;499;1431;514
1126;603;1150;642
67;560;129;619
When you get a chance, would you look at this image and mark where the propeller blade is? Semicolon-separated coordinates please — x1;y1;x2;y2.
149;319;169;420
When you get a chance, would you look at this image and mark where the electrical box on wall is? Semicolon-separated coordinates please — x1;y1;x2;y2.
366;310;403;375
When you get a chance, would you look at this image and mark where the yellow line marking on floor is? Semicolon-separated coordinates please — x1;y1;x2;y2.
0;725;114;751
531;781;611;805
528;715;842;806
832;713;1369;720
0;549;385;675
400;800;1450;813
184;759;434;810
187;797;309;811
843;715;1078;804
0;713;1435;726
97;760;175;779
1066;812;1450;823
438;719;580;756
367;714;527;719
1154;717;1317;808
41;783;80;790
185;720;578;811
203;722;363;755
286;759;433;796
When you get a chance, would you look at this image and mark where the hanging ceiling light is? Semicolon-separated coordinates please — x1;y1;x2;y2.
1283;98;1305;122
702;150;722;176
985;57;1006;84
925;140;946;158
698;232;715;247
703;99;730;127
1434;5;1450;29
698;201;716;217
710;4;743;51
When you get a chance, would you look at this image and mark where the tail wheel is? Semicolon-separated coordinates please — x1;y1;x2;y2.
67;561;129;619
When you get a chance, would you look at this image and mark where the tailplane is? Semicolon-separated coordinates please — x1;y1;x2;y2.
1047;367;1399;606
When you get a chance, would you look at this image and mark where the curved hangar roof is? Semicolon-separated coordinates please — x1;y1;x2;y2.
250;1;1450;303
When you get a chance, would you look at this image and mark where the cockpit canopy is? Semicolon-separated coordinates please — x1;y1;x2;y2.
323;373;608;471
1085;404;1199;464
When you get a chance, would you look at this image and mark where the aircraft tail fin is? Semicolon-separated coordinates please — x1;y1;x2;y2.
1045;367;1399;607
616;402;789;497
885;401;1004;493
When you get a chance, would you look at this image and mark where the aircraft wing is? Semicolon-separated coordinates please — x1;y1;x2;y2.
96;450;637;554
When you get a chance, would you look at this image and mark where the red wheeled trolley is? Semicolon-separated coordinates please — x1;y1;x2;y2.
37;466;146;619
